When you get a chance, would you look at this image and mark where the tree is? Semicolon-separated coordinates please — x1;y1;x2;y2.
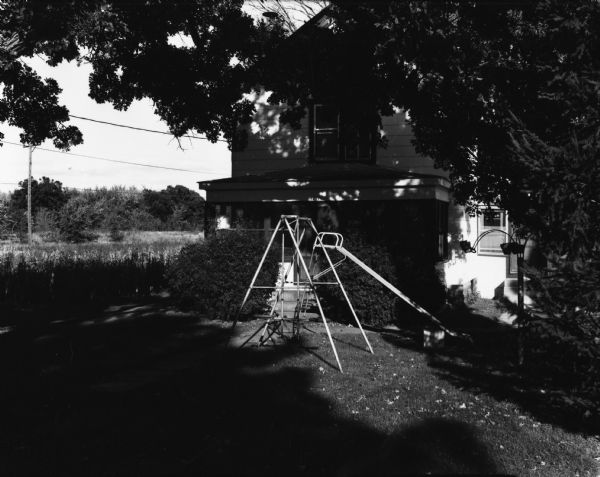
257;1;600;260
142;185;204;229
57;195;101;243
163;185;205;226
142;189;175;223
0;0;284;148
0;30;83;149
9;176;69;215
357;0;600;259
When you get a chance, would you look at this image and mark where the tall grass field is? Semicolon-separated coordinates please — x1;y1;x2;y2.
0;231;201;310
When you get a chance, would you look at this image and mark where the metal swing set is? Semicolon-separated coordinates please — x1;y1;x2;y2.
231;215;462;373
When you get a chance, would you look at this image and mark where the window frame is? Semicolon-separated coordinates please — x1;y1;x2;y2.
312;104;340;161
309;103;376;163
436;201;449;260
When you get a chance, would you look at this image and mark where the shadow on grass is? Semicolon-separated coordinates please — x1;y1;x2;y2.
0;299;504;476
382;304;599;437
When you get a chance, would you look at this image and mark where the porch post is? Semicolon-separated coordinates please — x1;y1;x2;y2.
517;252;525;366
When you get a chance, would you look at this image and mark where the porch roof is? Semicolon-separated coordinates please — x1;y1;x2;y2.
198;163;451;203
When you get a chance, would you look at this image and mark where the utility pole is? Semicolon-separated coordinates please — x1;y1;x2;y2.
27;145;33;244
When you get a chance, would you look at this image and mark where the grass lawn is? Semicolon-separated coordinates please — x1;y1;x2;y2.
1;298;598;476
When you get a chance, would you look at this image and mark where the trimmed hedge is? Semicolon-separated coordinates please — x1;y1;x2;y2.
167;231;279;320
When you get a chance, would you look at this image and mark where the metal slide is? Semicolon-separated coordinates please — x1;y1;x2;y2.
317;234;467;339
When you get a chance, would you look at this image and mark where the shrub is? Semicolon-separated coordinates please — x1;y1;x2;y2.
525;254;600;414
0;245;175;311
39;230;60;243
58;196;99;243
317;235;399;327
167;231;278;320
105;212;126;242
143;185;204;230
33;207;57;233
9;177;69;216
0;201;16;239
128;209;162;231
317;233;446;328
525;314;600;385
392;254;447;317
109;227;125;242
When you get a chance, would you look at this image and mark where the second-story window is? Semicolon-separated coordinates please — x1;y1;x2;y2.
313;105;339;159
312;104;375;162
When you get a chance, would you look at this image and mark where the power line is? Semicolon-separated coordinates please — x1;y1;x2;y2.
69;115;229;143
1;140;227;175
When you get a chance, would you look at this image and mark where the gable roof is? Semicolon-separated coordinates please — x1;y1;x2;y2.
290;5;334;37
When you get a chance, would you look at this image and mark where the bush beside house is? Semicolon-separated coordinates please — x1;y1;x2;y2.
318;233;446;328
167;231;279;320
526;254;600;415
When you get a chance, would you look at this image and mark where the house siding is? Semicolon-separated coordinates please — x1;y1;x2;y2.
377;112;448;177
232;96;447;179
444;203;509;299
232;92;310;177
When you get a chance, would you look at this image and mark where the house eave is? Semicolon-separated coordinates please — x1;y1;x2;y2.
199;177;450;203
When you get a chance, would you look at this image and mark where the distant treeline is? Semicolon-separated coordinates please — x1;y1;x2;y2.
0;177;204;242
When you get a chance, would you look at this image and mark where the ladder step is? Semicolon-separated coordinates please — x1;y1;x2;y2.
279;290;313;301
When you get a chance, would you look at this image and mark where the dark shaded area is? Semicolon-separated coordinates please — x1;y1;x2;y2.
382;303;600;437
0;298;502;476
0;257;167;310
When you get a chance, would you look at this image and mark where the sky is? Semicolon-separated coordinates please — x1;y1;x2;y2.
0;57;231;196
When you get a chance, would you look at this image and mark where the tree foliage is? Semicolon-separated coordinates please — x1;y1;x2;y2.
258;1;600;260
57;195;100;243
9;176;69;214
142;185;205;228
0;200;15;238
4;181;204;240
0;0;284;148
